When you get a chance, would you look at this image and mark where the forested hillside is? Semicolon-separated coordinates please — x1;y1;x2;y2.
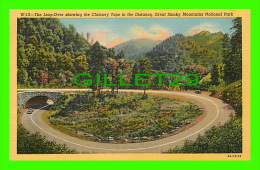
18;18;90;87
113;38;161;61
17;18;129;88
166;18;243;153
146;31;224;73
17;18;243;154
17;18;242;93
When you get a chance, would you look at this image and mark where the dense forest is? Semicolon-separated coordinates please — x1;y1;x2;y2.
17;18;130;89
146;31;223;73
17;18;242;153
165;18;243;153
17;18;242;93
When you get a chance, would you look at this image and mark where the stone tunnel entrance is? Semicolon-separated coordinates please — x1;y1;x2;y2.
18;91;62;109
25;96;54;108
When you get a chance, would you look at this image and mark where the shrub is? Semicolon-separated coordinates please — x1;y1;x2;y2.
221;80;242;117
17;125;77;154
166;118;242;153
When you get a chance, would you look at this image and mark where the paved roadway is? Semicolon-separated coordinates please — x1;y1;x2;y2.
20;89;234;153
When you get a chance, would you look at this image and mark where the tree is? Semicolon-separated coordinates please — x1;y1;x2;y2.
39;70;48;86
211;63;225;85
230;17;242;82
75;55;89;74
106;57;130;93
222;33;232;83
106;59;119;92
115;50;125;60
183;65;208;79
17;18;91;88
133;57;151;95
223;18;242;83
17;68;28;85
88;42;107;92
86;32;90;43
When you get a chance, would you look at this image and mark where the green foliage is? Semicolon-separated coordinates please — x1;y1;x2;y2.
207;80;242;118
189;31;224;52
17;68;28;84
132;57;152;93
49;94;69;111
17;18;91;87
146;34;185;73
48;93;202;141
106;57;133;92
146;32;224;74
166;118;242;153
195;73;211;90
17;124;76;154
223;18;242;83
221;80;242;117
114;50;125;60
137;57;152;74
17;18;242;93
211;63;225;85
87;42;108;91
149;70;171;90
183;65;208;79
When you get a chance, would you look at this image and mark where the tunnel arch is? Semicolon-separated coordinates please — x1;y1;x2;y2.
24;96;54;108
18;91;62;109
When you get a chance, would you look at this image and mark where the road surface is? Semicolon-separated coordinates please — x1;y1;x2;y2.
21;89;234;153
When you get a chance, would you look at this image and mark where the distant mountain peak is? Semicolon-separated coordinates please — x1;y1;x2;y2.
197;30;211;36
145;31;224;72
189;30;224;45
113;38;161;61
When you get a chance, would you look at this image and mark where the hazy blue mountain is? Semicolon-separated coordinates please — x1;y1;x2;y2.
113;38;161;61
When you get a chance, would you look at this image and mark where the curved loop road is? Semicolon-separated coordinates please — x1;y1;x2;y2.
21;90;234;153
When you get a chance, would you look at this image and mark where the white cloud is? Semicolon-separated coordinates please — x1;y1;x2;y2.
129;25;172;40
187;23;222;36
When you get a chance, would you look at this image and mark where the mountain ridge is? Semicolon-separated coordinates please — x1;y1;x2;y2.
113;38;161;61
145;31;225;73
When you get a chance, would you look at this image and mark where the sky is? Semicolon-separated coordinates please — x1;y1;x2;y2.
60;18;235;48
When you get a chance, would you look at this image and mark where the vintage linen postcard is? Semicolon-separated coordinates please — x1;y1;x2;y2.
10;10;250;160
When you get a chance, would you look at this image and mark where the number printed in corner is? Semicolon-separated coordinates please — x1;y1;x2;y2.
227;155;242;158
